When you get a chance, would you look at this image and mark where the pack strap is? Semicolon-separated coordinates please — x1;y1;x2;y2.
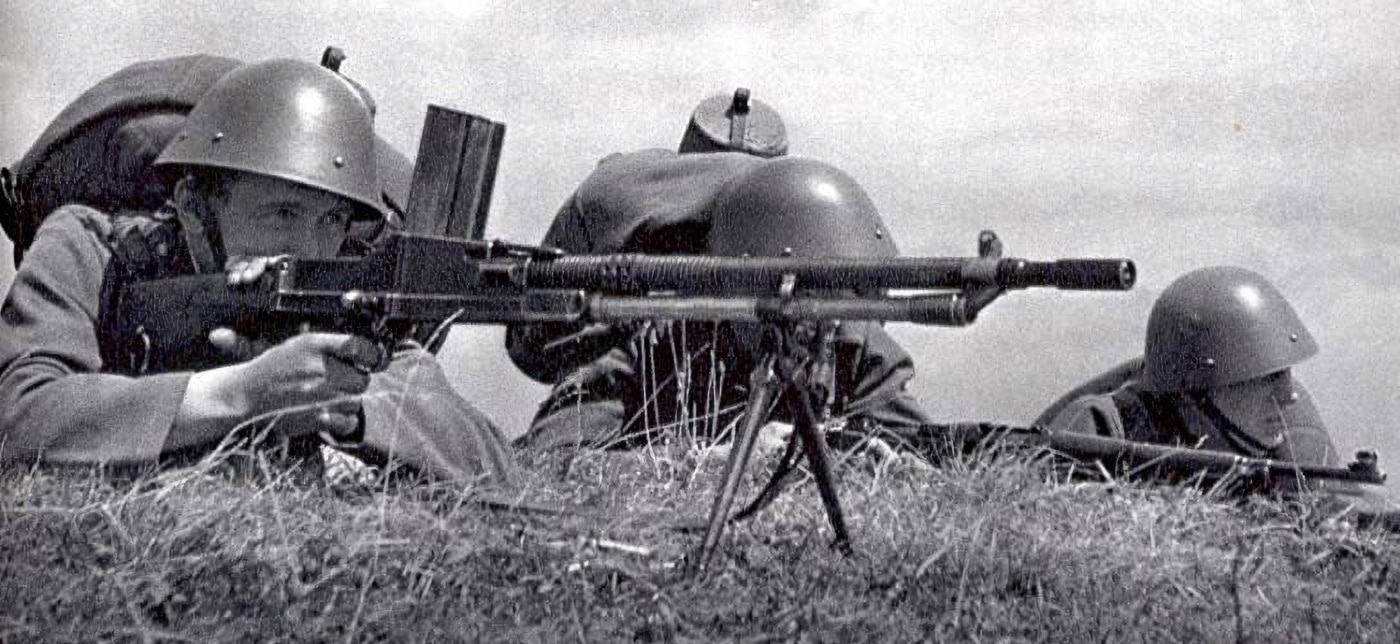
1;168;26;266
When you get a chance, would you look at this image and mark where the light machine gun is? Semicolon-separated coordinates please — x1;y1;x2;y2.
105;231;1133;371
107;229;1137;570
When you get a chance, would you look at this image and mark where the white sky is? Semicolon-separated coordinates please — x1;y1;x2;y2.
3;1;1398;481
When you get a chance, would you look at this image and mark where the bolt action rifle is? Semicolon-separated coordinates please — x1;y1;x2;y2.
915;421;1397;531
917;421;1387;488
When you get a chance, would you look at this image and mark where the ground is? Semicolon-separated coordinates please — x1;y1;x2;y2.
2;440;1397;642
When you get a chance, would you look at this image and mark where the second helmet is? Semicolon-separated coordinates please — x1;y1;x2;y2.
706;156;898;259
1142;266;1318;392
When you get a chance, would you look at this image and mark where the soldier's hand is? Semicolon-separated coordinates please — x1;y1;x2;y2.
205;332;379;439
225;255;290;286
208;327;275;362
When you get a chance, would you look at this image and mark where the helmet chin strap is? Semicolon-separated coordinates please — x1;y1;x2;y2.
1188;391;1284;457
168;174;222;273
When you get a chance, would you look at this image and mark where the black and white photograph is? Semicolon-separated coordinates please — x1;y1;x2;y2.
2;1;1398;640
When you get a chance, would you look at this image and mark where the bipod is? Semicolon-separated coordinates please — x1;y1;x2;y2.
690;321;852;574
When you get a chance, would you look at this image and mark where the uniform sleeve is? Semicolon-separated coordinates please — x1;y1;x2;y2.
511;345;635;451
355;347;518;486
1043;393;1127;438
830;322;933;432
504;194;617;384
0;207;189;466
1032;357;1144;427
504;150;761;384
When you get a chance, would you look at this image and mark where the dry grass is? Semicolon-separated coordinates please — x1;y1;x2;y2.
2;440;1398;642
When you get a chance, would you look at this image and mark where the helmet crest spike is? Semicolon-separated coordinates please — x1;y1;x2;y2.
680;88;787;158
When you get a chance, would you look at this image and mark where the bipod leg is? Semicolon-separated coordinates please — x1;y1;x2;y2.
785;375;853;555
691;359;780;574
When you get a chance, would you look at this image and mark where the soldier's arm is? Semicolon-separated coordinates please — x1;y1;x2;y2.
832;321;934;432
1043;393;1127;438
351;346;518;485
0;207;190;466
505;193;616;383
1032;357;1144;427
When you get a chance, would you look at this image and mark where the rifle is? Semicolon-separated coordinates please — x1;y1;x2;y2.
918;422;1387;487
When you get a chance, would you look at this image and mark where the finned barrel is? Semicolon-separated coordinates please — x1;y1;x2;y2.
586;293;974;326
523;255;1137;294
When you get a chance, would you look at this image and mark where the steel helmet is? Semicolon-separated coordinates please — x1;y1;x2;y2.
706;156;898;259
679;88;788;158
154;58;381;220
1142;266;1318;392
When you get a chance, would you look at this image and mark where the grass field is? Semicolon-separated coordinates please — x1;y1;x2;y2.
2;441;1398;642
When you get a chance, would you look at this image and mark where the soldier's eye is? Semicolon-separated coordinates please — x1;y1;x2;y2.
320;209;350;226
249;208;292;224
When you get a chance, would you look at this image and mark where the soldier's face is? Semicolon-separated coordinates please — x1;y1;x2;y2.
216;173;354;261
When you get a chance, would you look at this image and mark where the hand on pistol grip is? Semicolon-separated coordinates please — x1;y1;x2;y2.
208;330;380;442
208;256;383;442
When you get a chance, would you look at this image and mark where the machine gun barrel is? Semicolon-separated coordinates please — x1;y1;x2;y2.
587;293;973;326
523;255;1136;294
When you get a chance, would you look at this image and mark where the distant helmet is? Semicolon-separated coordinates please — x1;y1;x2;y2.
706;157;898;258
1142;266;1318;392
154;58;381;220
679;88;788;158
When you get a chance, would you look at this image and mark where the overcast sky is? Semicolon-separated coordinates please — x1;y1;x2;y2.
3;1;1398;482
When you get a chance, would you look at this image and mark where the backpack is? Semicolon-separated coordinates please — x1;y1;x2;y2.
1;54;413;267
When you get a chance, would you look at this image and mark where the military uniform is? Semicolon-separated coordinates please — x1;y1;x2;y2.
1038;357;1339;466
0;205;516;483
507;150;931;451
1034;266;1400;515
0;57;516;485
